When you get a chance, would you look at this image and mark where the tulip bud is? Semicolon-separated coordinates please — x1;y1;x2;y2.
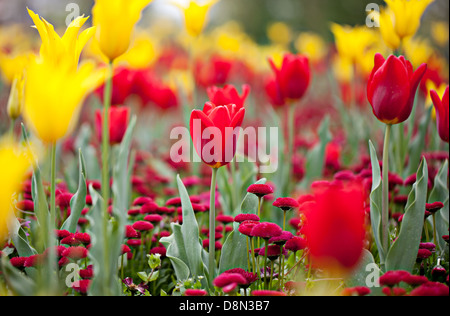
7;74;25;121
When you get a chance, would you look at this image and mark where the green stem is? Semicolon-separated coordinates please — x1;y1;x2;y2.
263;240;269;290
250;237;256;274
246;236;251;272
101;60;114;295
209;167;218;287
432;214;439;252
102;61;113;208
381;124;392;262
286;103;295;194
9;119;15;137
50;143;57;232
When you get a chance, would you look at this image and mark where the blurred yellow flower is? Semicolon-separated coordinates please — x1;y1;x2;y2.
115;31;159;69
28;8;96;71
379;7;401;51
0;139;34;240
425;81;447;120
431;21;449;47
92;0;153;62
403;37;434;68
175;0;219;37
0;51;32;84
333;55;354;84
7;73;25;121
331;23;378;65
295;32;327;65
267;22;292;47
384;0;435;40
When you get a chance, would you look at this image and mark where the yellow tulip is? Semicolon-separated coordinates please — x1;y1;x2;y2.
24;59;104;144
176;0;219;37
295;32;327;65
431;21;449;47
27;8;96;71
331;23;378;65
267;22;292;47
24;10;105;144
115;31;159;69
0;51;32;84
0;139;34;240
384;0;435;40
92;0;153;62
403;37;434;68
379;7;401;51
7;73;25;121
425;81;447;120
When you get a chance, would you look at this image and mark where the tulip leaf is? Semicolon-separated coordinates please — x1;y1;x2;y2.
160;175;207;283
345;249;382;296
112;115;137;222
60;149;87;233
368;140;384;264
86;186;122;296
427;160;449;251
385;158;428;273
8;217;37;258
219;178;266;274
404;106;431;177
87;115;137;296
1;255;37;296
159;223;190;281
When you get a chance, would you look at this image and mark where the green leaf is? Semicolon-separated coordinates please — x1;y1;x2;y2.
1;255;37;296
427;160;449;251
159;175;207;282
385;159;428;273
368;140;384;263
159;227;190;281
86;186;121;296
219;178;266;273
345;250;380;291
404;106;431;177
61;150;87;233
137;272;149;282
177;175;205;278
112;115;137;223
8;218;36;257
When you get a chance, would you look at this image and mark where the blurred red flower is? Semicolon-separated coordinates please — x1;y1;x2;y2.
430;86;449;143
95;106;130;145
302;181;367;274
268;53;311;102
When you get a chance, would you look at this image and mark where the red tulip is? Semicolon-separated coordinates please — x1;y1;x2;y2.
95;66;135;105
430;86;449;143
95;106;130;145
264;75;286;108
367;53;427;125
190;102;245;169
206;84;250;109
268;53;311;102
133;69;178;110
302;181;367;274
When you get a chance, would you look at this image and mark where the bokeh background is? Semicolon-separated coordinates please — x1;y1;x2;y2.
1;0;448;47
